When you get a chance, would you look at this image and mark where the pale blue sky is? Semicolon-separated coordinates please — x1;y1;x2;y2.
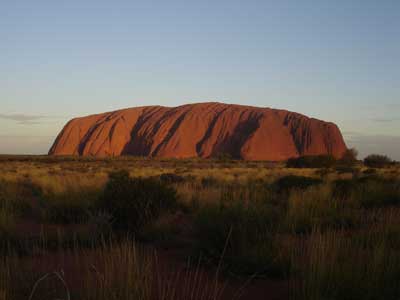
1;0;399;159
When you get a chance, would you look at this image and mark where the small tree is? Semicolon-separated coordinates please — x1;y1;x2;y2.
339;148;358;167
364;154;392;168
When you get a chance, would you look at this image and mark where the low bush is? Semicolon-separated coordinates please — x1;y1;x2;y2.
98;170;178;232
286;155;336;168
40;188;99;224
273;175;323;194
337;148;358;167
364;154;392;168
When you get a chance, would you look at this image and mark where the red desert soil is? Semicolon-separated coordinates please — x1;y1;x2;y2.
49;102;347;160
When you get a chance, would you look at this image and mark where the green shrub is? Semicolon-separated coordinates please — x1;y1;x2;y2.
286;155;336;168
364;154;392;168
98;170;177;232
338;148;358;167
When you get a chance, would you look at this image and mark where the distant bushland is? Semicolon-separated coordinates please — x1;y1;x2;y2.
286;148;360;169
286;155;337;168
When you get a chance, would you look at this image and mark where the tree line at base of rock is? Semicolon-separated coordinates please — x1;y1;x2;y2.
286;149;395;169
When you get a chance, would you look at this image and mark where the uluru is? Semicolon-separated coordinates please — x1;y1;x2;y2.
49;102;347;161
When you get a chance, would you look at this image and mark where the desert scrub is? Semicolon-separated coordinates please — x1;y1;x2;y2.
285;185;354;233
364;154;393;168
354;178;400;208
272;175;323;195
291;228;400;300
24;173;107;223
0;179;40;217
98;170;178;232
193;201;288;277
40;187;100;224
332;176;400;208
286;155;336;168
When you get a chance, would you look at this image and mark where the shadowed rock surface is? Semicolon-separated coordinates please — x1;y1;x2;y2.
49;102;347;160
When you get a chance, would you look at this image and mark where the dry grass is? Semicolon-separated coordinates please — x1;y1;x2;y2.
291;218;400;300
0;156;399;300
0;238;227;300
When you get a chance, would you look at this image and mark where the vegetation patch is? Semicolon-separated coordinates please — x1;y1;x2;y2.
286;155;336;168
272;175;323;194
193;202;288;277
364;154;393;168
0;156;399;300
98;170;178;232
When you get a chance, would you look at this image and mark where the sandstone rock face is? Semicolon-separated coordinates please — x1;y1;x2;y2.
49;102;347;160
